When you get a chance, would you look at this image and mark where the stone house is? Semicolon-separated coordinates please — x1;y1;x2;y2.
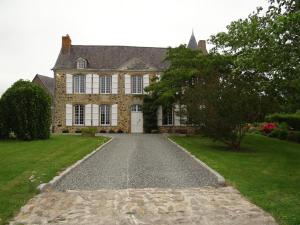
53;34;207;133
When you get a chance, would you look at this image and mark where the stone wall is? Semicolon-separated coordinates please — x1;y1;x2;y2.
53;70;157;133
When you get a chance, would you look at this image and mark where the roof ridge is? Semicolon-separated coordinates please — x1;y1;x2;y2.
71;45;168;49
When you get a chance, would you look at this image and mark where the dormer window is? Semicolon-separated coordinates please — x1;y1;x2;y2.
76;58;87;69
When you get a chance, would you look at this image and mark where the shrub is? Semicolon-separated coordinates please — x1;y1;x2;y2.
0;80;51;140
108;129;115;133
62;129;69;133
117;129;123;133
287;131;300;143
143;95;158;133
261;123;277;134
269;129;288;140
99;130;106;133
266;113;300;131
75;129;82;133
81;127;97;137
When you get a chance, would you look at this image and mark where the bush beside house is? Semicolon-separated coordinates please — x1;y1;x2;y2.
0;80;51;140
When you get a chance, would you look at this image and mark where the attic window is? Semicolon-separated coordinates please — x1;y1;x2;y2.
76;58;87;69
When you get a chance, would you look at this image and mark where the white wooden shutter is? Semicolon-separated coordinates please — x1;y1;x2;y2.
92;104;99;126
66;74;73;94
157;106;162;126
85;104;92;126
111;104;118;126
143;74;150;93
92;74;99;94
66;104;73;126
156;73;161;82
86;74;92;94
125;74;131;94
112;74;118;94
174;104;181;126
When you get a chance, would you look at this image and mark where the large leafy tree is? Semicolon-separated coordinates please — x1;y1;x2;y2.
210;0;300;112
0;80;51;140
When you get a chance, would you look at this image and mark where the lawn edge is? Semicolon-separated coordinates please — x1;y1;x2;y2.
37;137;113;192
167;137;226;186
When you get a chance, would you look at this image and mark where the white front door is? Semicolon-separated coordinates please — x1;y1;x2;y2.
131;104;143;133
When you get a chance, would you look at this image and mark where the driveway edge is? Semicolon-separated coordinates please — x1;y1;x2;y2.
37;137;114;192
167;137;225;186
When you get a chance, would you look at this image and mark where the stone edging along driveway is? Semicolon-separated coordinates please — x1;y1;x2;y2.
37;137;113;192
167;138;225;186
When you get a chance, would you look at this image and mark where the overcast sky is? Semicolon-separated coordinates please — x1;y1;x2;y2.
0;0;268;95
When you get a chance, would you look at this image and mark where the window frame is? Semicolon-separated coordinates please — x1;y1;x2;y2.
162;107;173;126
131;75;143;94
131;104;142;112
73;104;85;126
73;74;86;94
77;58;87;69
99;75;112;94
99;104;111;126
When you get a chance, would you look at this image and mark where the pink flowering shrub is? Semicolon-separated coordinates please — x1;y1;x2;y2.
261;123;277;133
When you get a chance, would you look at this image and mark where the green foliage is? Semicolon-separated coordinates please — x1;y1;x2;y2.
81;127;97;137
287;131;300;142
266;112;300;130
0;80;51;140
269;128;288;139
210;0;300;112
143;95;159;133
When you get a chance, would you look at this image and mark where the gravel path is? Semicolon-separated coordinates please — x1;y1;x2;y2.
54;134;218;190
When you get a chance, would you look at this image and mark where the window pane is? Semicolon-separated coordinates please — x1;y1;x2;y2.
74;104;84;125
100;105;111;125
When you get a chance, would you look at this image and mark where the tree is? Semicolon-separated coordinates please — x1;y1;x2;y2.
210;0;300;112
0;80;51;140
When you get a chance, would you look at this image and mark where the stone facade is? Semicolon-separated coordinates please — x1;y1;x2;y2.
53;71;157;133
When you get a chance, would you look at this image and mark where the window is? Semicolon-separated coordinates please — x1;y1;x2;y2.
131;104;142;112
100;75;112;93
73;75;85;93
131;75;143;94
162;107;173;125
100;105;111;125
77;58;87;69
74;104;84;125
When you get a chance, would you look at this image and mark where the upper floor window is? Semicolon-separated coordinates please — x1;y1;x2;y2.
162;107;173;125
74;104;84;125
131;75;143;94
100;75;112;94
76;58;87;69
73;75;85;93
100;105;111;125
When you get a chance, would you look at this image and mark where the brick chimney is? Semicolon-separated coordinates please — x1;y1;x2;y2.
198;40;208;54
62;34;71;54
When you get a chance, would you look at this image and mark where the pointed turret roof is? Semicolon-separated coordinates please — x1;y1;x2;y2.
187;31;198;49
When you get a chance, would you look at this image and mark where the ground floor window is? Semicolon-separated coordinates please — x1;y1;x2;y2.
74;104;84;125
100;105;111;125
162;107;173;125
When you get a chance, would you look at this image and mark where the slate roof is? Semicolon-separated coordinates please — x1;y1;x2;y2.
187;32;198;49
53;45;169;71
33;74;54;96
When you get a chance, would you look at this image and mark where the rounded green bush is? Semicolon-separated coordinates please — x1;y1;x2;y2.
0;80;51;140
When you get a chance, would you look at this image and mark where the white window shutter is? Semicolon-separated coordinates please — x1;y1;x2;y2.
111;104;118;126
157;106;162;126
66;74;73;94
86;74;92;94
143;74;150;93
85;104;92;126
66;104;73;126
92;74;99;94
112;74;118;94
156;73;161;81
92;104;99;126
125;74;131;94
174;104;181;126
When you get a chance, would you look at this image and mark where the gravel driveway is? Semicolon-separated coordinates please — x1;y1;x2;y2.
54;134;218;190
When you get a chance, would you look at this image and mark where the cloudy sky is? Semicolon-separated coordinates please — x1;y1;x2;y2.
0;0;268;95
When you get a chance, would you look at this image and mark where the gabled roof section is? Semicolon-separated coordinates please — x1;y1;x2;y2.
187;31;198;49
53;45;168;71
32;74;54;96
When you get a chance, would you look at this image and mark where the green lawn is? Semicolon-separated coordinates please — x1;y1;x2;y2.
171;134;300;225
0;135;109;225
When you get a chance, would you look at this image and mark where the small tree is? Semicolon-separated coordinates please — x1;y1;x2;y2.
143;95;159;133
0;80;51;140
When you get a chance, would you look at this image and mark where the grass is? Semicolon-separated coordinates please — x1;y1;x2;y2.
171;134;300;225
0;135;109;225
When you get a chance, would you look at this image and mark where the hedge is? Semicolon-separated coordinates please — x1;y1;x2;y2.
0;80;51;140
266;113;300;131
